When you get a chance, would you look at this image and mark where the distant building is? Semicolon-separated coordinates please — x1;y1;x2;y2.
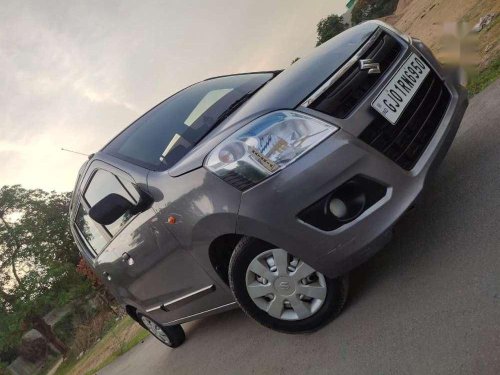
346;0;357;10
342;0;358;26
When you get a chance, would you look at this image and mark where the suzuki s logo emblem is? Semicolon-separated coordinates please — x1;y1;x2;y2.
359;59;381;74
279;281;290;290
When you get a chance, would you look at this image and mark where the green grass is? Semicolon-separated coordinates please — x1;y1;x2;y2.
467;56;500;96
54;317;149;375
52;359;75;375
82;328;150;375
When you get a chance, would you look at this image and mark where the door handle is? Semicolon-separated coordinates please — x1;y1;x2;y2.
121;252;135;266
102;272;112;281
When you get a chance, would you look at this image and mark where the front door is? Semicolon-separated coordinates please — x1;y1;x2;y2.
75;161;216;320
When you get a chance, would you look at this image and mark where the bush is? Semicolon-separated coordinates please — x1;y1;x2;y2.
0;362;9;375
53;312;76;346
70;310;115;356
0;346;17;365
352;0;399;25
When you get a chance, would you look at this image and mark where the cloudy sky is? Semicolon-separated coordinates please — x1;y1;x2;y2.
0;0;346;192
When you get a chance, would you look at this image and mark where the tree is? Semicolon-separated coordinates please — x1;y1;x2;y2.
315;14;348;47
351;0;399;25
0;185;91;358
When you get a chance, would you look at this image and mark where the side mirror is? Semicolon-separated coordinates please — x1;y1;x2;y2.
89;194;134;225
89;188;154;226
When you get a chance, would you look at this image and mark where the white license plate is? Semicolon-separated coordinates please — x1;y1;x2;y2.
372;53;430;125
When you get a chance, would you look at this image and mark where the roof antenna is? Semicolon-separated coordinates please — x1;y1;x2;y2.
61;148;90;157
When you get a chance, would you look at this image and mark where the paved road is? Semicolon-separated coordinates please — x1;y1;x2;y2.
101;80;500;375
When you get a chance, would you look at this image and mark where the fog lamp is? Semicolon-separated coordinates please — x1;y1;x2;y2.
327;181;366;222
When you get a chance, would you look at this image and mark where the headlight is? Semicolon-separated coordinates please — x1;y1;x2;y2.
205;110;337;190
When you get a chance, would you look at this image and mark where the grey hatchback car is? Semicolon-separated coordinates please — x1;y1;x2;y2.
70;21;468;347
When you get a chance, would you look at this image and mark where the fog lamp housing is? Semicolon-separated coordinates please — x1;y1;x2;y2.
298;176;387;231
327;181;367;222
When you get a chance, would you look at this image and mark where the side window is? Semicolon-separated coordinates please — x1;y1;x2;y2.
75;205;107;253
84;169;139;236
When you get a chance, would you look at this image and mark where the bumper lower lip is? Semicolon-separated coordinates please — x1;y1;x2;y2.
236;78;468;279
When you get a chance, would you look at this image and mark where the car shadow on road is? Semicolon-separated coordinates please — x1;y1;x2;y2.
183;307;246;334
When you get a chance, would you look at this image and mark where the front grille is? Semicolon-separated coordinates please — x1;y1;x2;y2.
359;72;451;170
310;32;402;118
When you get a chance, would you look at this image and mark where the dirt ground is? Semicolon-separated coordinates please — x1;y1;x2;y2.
382;0;500;66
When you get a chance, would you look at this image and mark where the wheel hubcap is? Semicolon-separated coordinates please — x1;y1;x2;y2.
274;277;296;296
245;248;327;321
141;316;171;345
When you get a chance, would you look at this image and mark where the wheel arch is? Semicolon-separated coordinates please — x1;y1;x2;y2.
208;233;296;286
125;305;145;326
208;233;244;285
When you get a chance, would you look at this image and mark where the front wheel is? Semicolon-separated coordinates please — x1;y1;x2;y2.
229;237;349;333
137;313;185;348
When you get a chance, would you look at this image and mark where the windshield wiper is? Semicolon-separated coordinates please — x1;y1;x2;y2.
212;92;254;126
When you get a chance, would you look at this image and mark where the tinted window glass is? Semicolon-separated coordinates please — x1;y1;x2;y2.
75;205;107;253
104;73;273;170
84;169;138;235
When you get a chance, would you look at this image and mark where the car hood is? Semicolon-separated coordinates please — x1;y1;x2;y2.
168;21;379;177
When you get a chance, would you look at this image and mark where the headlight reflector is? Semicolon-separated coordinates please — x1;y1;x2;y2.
205;110;337;189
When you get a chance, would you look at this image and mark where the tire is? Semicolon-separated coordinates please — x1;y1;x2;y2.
228;237;349;333
137;313;185;348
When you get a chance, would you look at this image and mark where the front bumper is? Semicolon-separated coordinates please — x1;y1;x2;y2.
236;76;468;278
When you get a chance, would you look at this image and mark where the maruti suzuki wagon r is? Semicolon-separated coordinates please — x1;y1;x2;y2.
70;21;468;347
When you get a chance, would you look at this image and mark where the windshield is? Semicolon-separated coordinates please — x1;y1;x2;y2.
103;73;274;170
